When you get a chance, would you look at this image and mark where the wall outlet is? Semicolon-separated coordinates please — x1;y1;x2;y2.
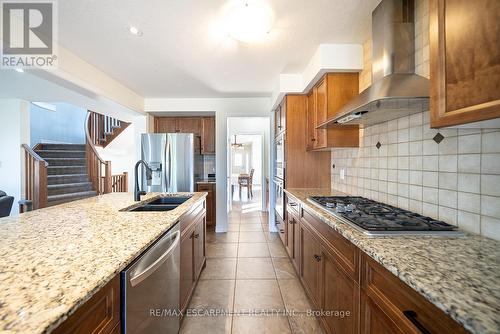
340;168;345;180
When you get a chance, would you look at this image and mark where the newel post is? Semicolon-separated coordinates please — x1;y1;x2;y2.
104;161;112;194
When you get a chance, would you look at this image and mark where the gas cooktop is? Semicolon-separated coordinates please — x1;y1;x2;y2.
307;196;464;236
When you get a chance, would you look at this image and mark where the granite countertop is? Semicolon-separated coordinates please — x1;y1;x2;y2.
0;192;207;334
196;179;216;184
285;188;500;334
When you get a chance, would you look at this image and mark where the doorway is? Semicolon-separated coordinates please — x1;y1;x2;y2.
229;134;263;213
226;117;270;217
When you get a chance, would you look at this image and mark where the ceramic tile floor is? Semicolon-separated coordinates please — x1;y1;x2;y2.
180;207;325;334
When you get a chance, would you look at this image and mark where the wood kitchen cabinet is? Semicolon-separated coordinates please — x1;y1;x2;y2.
274;98;287;136
299;222;321;306
177;117;201;136
429;0;500;127
278;94;331;188
277;198;468;334
305;73;360;151
360;254;468;334
154;116;215;155
320;247;359;334
179;201;206;313
201;117;215;154
155;117;178;133
52;276;120;334
196;183;215;227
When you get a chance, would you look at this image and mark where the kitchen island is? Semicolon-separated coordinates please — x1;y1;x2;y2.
283;188;500;334
0;192;207;334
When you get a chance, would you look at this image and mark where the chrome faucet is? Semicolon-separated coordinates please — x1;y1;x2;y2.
134;160;153;201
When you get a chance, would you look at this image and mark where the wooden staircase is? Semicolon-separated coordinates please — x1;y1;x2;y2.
87;111;130;148
20;111;130;212
35;143;97;206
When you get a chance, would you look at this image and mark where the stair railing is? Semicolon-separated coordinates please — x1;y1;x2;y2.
110;172;128;192
21;144;48;210
85;111;112;195
87;110;130;149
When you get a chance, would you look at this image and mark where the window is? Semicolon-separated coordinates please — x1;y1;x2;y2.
234;152;243;167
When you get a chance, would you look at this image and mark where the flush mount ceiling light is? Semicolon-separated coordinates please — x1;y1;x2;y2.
128;26;143;36
223;0;274;43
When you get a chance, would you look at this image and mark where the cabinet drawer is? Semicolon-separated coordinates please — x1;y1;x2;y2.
361;255;468;334
197;184;213;192
301;208;359;282
181;200;205;236
286;194;300;216
53;276;120;334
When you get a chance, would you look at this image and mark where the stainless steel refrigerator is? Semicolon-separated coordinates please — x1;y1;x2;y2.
141;133;203;192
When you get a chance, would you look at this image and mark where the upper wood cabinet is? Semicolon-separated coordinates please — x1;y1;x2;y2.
201;117;215;154
274;98;287;136
177;117;201;136
430;0;500;127
306;73;360;150
154;116;215;155
155;117;178;133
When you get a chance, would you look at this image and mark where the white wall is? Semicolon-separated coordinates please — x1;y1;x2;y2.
96;115;147;192
0;99;30;215
145;97;272;232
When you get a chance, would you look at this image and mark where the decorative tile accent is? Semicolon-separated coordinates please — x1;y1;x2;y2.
433;132;444;144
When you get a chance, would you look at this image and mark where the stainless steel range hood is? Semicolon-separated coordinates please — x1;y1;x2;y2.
329;0;429;127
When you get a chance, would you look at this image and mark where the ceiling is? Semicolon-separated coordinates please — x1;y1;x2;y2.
58;0;380;98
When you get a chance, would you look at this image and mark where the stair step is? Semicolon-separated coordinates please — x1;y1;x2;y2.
37;143;86;151
45;158;86;167
47;190;97;206
48;166;86;176
48;174;90;185
36;150;85;159
47;182;93;196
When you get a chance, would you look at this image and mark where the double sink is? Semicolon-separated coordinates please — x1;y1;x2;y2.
126;196;192;212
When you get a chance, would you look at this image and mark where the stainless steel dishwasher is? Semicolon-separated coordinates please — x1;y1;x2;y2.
121;222;180;334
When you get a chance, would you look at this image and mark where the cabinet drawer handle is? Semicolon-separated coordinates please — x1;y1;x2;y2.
193;233;200;239
280;229;285;233
403;311;431;334
313;254;322;262
289;203;297;207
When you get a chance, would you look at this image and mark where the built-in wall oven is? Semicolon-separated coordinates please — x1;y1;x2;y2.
273;177;284;221
275;133;285;180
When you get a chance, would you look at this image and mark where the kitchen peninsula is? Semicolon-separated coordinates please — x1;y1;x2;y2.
0;192;207;334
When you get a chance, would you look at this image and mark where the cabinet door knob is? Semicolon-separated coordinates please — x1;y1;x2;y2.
311;138;316;142
193;233;200;239
313;254;322;262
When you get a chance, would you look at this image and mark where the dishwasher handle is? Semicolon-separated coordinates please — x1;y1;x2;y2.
130;230;181;287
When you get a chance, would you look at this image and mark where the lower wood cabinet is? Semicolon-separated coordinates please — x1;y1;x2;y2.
52;276;120;334
277;199;468;334
320;246;359;334
196;183;215;227
180;203;206;312
299;222;321;306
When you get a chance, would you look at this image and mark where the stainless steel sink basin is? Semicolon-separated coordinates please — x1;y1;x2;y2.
125;195;192;212
147;196;192;205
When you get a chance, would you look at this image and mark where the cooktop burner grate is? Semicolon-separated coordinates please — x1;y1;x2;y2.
308;196;459;232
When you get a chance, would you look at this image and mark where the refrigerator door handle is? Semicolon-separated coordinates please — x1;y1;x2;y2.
165;139;170;191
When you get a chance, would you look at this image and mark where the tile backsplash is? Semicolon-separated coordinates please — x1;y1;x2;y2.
331;114;500;240
330;0;500;240
203;154;216;178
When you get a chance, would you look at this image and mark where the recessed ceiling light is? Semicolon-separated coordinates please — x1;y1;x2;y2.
15;68;24;73
128;26;143;36
223;0;274;43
